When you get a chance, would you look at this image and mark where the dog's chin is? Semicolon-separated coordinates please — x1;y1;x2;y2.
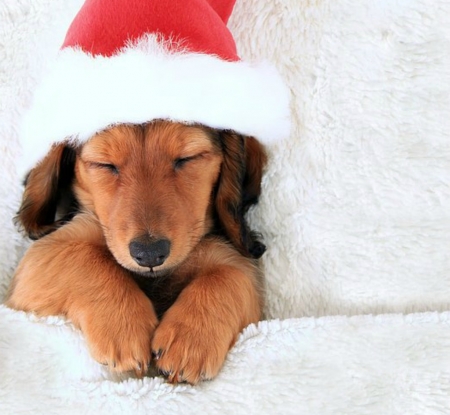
132;267;172;278
121;262;175;278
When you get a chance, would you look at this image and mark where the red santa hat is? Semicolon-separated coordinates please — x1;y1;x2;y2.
20;0;291;174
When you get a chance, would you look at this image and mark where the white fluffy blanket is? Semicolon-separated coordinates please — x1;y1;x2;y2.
2;305;450;414
1;0;450;413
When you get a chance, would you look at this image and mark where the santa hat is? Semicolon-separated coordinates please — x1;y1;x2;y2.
20;0;291;174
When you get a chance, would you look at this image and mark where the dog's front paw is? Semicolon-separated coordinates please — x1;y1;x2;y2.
151;304;234;384
80;295;158;377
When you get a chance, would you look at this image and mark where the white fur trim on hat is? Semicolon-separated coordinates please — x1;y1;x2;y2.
19;35;291;175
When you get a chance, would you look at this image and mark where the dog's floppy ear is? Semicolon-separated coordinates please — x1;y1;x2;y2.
214;131;268;259
16;143;78;240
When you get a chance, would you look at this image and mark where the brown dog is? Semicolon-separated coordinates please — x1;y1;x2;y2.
6;120;267;384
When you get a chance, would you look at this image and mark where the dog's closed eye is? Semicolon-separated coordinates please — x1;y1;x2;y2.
173;154;205;170
88;162;119;175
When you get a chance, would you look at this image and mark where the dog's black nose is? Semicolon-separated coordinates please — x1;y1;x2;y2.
129;236;171;268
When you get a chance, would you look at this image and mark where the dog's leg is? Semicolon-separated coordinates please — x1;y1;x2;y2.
6;213;158;376
152;237;262;384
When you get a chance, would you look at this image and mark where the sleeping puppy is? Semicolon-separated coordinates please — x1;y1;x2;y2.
6;120;267;384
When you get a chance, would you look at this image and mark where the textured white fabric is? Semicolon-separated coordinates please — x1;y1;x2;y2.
1;0;450;414
1;305;450;415
230;0;450;318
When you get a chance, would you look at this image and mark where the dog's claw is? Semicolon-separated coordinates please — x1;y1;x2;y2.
167;370;186;384
201;372;212;381
177;370;185;383
152;349;162;360
159;368;172;377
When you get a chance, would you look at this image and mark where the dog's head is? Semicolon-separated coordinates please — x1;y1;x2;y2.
17;121;267;275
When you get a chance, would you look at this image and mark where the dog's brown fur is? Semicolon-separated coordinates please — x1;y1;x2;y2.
6;121;267;384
